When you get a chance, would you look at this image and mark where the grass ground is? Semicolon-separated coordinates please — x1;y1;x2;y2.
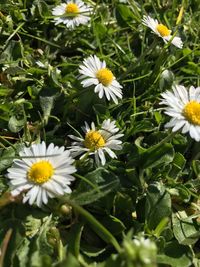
0;0;200;266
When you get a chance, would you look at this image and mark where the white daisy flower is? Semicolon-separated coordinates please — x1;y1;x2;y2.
160;85;200;141
52;0;91;28
7;142;76;207
142;15;183;48
79;55;123;104
68;119;124;165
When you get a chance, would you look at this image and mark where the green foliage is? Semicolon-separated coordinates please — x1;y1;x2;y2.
0;0;200;267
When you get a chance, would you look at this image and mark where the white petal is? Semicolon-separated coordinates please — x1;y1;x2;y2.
98;149;106;165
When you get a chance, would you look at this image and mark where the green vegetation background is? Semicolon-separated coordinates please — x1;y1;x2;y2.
0;0;200;266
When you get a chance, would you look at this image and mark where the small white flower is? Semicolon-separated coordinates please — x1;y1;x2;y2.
160;85;200;141
68;119;123;165
79;55;123;104
36;60;61;76
7;142;76;207
52;0;91;28
142;15;183;48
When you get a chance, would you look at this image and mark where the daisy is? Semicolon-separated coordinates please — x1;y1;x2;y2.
68;119;124;165
52;0;91;28
160;85;200;141
7;142;76;207
79;55;123;104
142;15;183;48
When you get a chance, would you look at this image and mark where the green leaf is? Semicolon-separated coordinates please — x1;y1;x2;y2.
54;253;80;267
145;182;171;230
167;153;186;179
40;96;55;124
100;215;126;236
157;241;193;267
35;215;54;255
172;211;200;245
140;142;174;169
71;168;119;205
65;200;121;253
15;238;30;267
0;146;15;172
93;22;107;40
115;4;135;26
130;119;155;135
67;223;84;258
30;251;52;267
8;115;25;133
81;243;106;257
192;160;200;178
0;87;13;96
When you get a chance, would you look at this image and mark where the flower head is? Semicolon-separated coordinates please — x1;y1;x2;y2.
52;0;91;28
68;119;123;165
79;55;123;104
142;15;183;48
7;142;76;207
160;85;200;141
122;234;157;267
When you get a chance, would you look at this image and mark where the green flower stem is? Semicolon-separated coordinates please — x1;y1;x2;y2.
65;199;122;253
0;229;13;267
18;31;60;48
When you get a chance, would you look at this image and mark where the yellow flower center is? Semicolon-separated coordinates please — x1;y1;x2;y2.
65;3;79;15
28;161;54;184
84;130;105;150
156;24;171;37
183;101;200;125
96;68;114;86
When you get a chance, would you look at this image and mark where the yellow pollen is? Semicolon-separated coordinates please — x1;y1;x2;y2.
183;101;200;126
156;24;171;37
96;68;114;86
28;161;54;184
84;130;105;150
65;3;79;15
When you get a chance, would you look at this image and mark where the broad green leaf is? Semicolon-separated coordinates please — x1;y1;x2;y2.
145;182;171;230
157;241;193;267
130;119;155;135
140;142;174;169
115;4;135;26
70;168;119;205
172;211;200;245
8;115;25;133
167;152;186;179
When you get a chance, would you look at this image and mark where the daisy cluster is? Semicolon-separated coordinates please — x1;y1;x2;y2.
7;119;123;207
2;0;200;212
